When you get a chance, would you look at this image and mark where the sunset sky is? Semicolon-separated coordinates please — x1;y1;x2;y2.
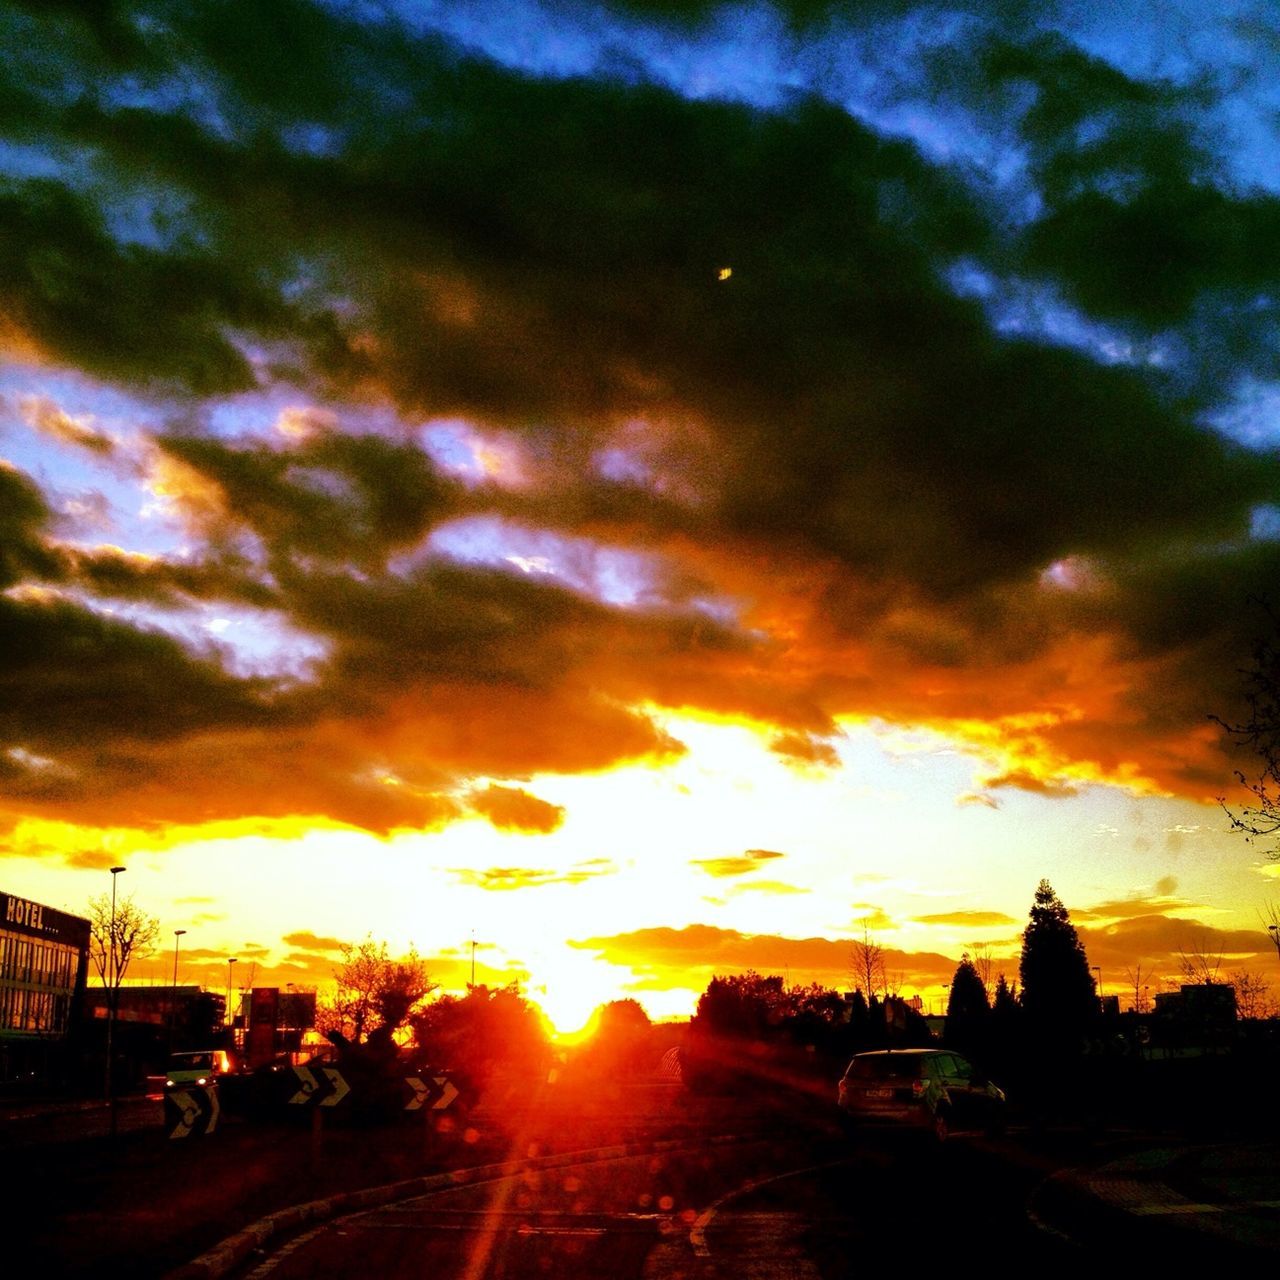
4;0;1280;1031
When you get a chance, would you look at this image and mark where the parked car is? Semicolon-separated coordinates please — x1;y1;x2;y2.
837;1048;1005;1141
164;1049;233;1089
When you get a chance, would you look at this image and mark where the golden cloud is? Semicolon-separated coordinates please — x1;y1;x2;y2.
448;860;616;891
691;848;785;877
911;910;1019;927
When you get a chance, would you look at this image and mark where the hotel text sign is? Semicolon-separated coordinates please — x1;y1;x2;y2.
2;892;91;948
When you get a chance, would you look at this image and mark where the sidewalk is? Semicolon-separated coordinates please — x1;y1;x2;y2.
1032;1137;1280;1259
0;1090;162;1145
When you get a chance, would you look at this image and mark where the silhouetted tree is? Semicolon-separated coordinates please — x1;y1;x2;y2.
1018;880;1096;1055
325;936;435;1043
987;973;1021;1078
849;925;885;999
1124;963;1152;1014
1228;968;1275;1020
411;983;551;1091
596;998;651;1036
566;998;654;1080
1177;937;1224;985
944;954;990;1061
87;893;159;995
694;971;789;1039
1214;603;1280;859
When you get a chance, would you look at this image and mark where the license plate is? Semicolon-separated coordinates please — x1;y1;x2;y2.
865;1088;892;1099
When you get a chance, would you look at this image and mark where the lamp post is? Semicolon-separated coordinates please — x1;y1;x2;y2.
227;958;237;1029
1268;924;1280;965
105;865;126;1136
169;929;186;1052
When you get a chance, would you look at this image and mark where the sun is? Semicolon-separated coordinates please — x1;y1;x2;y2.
522;949;629;1039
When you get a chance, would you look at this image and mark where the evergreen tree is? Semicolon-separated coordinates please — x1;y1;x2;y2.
991;974;1018;1018
944;954;990;1061
988;973;1021;1078
1018;880;1096;1052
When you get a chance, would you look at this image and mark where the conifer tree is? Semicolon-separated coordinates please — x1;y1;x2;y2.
944;954;990;1061
1018;879;1096;1052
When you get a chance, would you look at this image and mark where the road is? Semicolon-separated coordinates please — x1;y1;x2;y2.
9;1076;1276;1277
232;1128;1080;1279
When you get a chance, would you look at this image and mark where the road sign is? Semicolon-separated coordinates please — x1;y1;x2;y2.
403;1074;458;1111
164;1084;220;1139
288;1063;350;1107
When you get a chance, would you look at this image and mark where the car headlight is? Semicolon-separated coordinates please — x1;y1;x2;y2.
196;1076;208;1085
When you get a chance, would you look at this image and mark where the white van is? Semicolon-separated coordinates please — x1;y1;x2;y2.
164;1049;233;1089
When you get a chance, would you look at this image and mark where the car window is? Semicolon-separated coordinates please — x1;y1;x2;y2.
848;1056;924;1080
171;1052;214;1069
947;1056;973;1081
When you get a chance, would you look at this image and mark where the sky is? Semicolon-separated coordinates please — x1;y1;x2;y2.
3;0;1280;1031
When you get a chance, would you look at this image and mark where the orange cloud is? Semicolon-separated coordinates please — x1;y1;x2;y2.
570;923;959;993
282;931;346;953
467;784;565;834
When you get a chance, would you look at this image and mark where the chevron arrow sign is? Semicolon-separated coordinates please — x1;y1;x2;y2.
403;1073;459;1111
430;1076;458;1110
164;1083;220;1139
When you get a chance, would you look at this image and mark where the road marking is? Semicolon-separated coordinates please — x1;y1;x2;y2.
690;1157;854;1258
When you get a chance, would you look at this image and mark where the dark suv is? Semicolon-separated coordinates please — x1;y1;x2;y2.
837;1048;1005;1141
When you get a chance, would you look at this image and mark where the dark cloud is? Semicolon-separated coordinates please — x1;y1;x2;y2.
0;1;1276;838
156;429;459;574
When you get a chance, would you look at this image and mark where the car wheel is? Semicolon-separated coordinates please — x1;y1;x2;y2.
932;1107;950;1144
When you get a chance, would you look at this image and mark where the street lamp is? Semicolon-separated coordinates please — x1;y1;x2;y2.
106;866;126;1135
1268;924;1279;964
227;958;237;1030
169;929;186;1052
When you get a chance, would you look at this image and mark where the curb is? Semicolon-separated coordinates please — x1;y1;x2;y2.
163;1132;751;1280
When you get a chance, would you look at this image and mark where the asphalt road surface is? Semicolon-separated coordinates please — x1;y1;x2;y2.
235;1130;1077;1279
10;1076;1276;1277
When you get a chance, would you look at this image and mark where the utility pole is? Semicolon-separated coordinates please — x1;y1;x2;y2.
169;929;186;1053
470;932;476;989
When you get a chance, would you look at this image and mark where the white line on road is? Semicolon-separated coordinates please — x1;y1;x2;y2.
689;1157;854;1257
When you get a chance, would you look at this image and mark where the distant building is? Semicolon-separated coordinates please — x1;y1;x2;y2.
0;890;91;1085
1151;982;1238;1055
84;984;225;1031
232;988;318;1067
